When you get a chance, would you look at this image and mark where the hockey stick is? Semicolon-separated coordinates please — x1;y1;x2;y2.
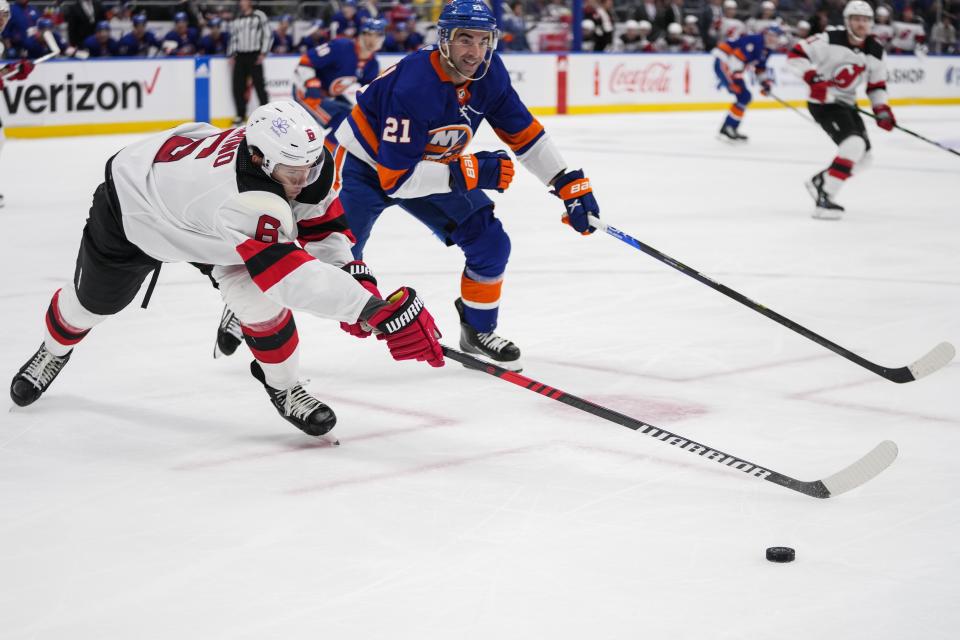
587;216;955;383
767;91;815;123
854;106;960;159
443;345;898;499
1;31;60;80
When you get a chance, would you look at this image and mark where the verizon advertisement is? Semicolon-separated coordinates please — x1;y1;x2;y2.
3;58;195;128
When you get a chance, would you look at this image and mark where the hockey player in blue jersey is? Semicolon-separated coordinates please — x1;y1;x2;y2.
293;18;385;137
333;0;600;370
711;25;784;142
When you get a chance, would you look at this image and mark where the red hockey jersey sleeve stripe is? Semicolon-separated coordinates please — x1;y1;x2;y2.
788;44;808;59
236;240;316;291
297;199;357;244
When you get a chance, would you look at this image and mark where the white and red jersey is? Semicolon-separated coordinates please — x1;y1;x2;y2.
871;23;894;49
787;29;889;107
890;20;925;53
110;122;371;323
719;17;746;42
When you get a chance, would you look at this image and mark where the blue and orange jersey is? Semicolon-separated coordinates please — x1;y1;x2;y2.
342;46;545;196
715;33;771;72
298;37;379;98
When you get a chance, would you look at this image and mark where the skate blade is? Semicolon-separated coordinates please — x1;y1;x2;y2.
716;134;746;144
458;349;523;372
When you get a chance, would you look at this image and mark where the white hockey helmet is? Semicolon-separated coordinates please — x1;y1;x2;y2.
624;19;639;30
684;14;698;25
797;19;811;30
638;20;652;33
843;1;874;25
245;101;325;184
723;0;737;9
0;0;8;12
667;22;682;36
876;6;890;18
761;1;775;11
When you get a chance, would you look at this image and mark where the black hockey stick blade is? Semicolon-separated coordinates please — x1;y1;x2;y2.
588;216;955;383
443;345;898;499
855;106;960;158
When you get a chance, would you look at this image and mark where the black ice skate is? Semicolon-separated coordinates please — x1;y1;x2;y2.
455;298;522;371
805;171;845;220
718;125;748;143
10;343;72;407
250;361;338;439
0;193;5;208
213;305;243;358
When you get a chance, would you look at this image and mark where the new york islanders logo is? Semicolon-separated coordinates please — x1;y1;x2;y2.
422;125;472;162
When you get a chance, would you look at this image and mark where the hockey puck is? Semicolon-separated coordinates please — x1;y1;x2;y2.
765;547;795;563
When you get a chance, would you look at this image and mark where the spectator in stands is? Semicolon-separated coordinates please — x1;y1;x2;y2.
682;14;705;50
700;0;724;50
81;19;118;56
746;0;779;33
655;0;684;39
64;0;105;48
3;0;37;51
270;14;294;54
382;20;423;52
930;13;956;54
656;21;691;51
23;17;64;58
170;0;202;29
386;0;415;29
871;5;894;49
162;11;198;55
635;0;660;36
619;18;655;51
720;0;745;40
297;19;328;52
581;18;597;50
117;13;158;56
891;5;927;53
543;0;572;21
331;0;363;38
108;1;136;38
501;1;531;51
586;0;615;51
198;15;228;54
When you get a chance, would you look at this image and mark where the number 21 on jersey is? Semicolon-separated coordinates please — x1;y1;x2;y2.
382;117;411;144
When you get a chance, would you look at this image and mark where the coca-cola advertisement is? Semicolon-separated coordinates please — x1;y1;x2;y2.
598;61;685;95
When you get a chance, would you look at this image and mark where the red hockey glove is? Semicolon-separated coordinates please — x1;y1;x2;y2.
4;59;35;81
450;151;515;192
553;169;599;235
873;104;896;131
339;261;382;338
367;287;444;367
803;69;831;103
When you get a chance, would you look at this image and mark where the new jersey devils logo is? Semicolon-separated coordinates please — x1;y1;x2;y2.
832;64;866;89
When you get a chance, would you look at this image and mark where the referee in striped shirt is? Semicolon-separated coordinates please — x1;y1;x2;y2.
228;0;271;125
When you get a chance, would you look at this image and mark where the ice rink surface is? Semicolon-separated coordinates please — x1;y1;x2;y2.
1;106;958;639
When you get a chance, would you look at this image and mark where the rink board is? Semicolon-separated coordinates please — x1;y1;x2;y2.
3;52;959;137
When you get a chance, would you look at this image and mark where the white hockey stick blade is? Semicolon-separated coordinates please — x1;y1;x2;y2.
907;341;955;380
821;440;898;497
43;29;61;56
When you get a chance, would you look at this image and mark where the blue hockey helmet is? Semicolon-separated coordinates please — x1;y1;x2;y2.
173;11;188;23
437;0;499;81
208;16;222;28
360;17;386;35
438;0;498;38
132;14;147;26
36;16;52;29
95;20;111;32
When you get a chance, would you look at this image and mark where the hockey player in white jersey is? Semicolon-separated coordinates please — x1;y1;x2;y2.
719;0;746;41
787;1;896;219
9;101;445;438
870;6;894;50
890;5;927;54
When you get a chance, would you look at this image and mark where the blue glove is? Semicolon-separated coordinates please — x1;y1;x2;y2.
552;169;599;235
450;151;515;192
